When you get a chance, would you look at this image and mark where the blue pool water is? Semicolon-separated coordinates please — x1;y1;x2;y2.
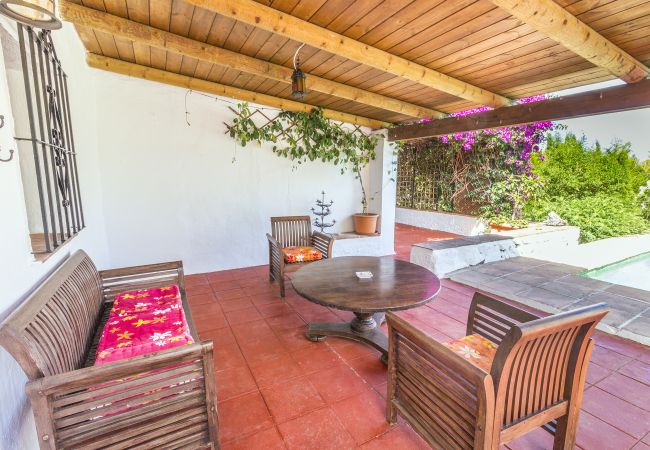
583;252;650;291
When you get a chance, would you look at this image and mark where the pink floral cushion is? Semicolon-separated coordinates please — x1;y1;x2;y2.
444;334;497;372
282;246;323;263
94;285;193;365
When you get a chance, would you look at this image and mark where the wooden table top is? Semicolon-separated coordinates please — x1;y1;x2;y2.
291;256;441;313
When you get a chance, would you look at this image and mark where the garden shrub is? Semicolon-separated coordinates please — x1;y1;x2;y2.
527;133;649;242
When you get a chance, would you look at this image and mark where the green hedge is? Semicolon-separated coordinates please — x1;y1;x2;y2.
527;134;649;242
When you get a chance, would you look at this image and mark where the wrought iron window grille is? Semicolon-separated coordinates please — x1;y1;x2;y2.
16;24;84;254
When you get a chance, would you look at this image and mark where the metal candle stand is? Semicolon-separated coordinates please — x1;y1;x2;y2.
311;190;335;233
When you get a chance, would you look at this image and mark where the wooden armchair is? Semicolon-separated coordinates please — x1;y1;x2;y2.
386;293;608;450
267;215;334;297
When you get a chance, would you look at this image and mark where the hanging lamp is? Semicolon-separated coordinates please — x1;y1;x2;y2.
291;43;307;98
0;0;61;30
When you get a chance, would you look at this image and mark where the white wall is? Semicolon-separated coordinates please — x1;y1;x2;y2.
0;21;110;450
396;207;486;236
92;69;380;273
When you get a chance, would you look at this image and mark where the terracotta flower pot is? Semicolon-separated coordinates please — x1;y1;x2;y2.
353;213;379;235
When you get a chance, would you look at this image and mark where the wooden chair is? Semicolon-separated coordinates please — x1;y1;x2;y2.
267;215;334;297
385;293;608;450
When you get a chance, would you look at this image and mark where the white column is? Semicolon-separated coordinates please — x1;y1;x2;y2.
368;131;396;255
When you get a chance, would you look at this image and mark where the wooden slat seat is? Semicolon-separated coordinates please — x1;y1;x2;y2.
386;292;608;450
0;250;219;449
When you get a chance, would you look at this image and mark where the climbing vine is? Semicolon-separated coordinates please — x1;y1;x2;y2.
226;103;381;212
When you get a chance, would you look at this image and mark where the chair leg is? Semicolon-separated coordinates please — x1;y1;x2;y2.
552;413;578;450
279;276;285;297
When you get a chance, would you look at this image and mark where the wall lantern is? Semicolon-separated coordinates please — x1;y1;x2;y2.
291;43;307;98
0;0;61;30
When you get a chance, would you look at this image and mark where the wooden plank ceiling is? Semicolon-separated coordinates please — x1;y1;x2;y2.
63;0;650;127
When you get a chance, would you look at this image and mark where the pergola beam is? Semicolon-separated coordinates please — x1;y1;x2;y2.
183;0;513;108
488;0;649;83
388;79;650;141
87;54;390;129
60;1;442;120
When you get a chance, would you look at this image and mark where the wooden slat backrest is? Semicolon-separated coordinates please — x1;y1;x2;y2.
467;293;540;346
270;216;312;248
0;250;103;379
490;303;608;432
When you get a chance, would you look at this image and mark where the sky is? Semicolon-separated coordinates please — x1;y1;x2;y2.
553;80;650;161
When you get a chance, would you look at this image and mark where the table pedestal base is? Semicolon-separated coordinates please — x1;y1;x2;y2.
306;312;388;365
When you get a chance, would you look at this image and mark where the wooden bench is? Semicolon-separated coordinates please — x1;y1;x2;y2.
0;250;219;449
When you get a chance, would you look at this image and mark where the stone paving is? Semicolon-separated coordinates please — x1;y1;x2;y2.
449;257;650;345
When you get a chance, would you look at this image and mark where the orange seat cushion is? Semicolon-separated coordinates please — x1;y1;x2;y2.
283;246;323;264
444;334;497;372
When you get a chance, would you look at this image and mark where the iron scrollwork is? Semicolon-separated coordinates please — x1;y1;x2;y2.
0;115;15;162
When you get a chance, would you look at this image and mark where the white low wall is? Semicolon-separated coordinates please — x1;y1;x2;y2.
396;207;485;236
411;226;581;277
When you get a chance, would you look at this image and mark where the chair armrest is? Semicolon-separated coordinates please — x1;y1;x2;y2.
386;312;495;449
467;293;541;345
26;342;218;449
312;231;334;258
99;260;186;303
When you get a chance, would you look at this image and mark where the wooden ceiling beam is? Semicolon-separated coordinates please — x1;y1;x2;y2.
87;54;390;129
488;0;649;83
59;1;441;120
388;79;650;141
182;0;513;108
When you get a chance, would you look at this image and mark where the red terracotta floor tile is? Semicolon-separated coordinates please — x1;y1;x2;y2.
331;390;390;445
224;306;263;326
278;407;356;450
590;345;633;371
216;288;248;301
248;353;303;388
186;284;213;296
195;312;228;333
576;411;637;450
219;297;255;313
291;344;344;374
504;427;555;449
274;327;317;353
597;372;650;410
210;279;241;292
360;425;429;450
346;354;388;389
185;273;209;286
310;364;371;404
632;442;650;450
261;376;326;423
328;338;382;362
199;326;236;345
586;362;613;385
265;312;306;332
213;342;247;370
230;319;276;344
238;335;287;364
215;365;258;401
619;360;650;385
220;426;285;450
188;292;217;306
255;302;294;319
218;391;274;443
582;387;650;438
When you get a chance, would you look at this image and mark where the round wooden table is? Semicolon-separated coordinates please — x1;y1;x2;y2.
291;256;441;363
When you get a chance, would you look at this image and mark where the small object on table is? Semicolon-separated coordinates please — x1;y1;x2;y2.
355;271;373;279
291;256;440;364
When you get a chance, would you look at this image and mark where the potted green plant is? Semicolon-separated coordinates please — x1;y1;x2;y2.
226;104;381;234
